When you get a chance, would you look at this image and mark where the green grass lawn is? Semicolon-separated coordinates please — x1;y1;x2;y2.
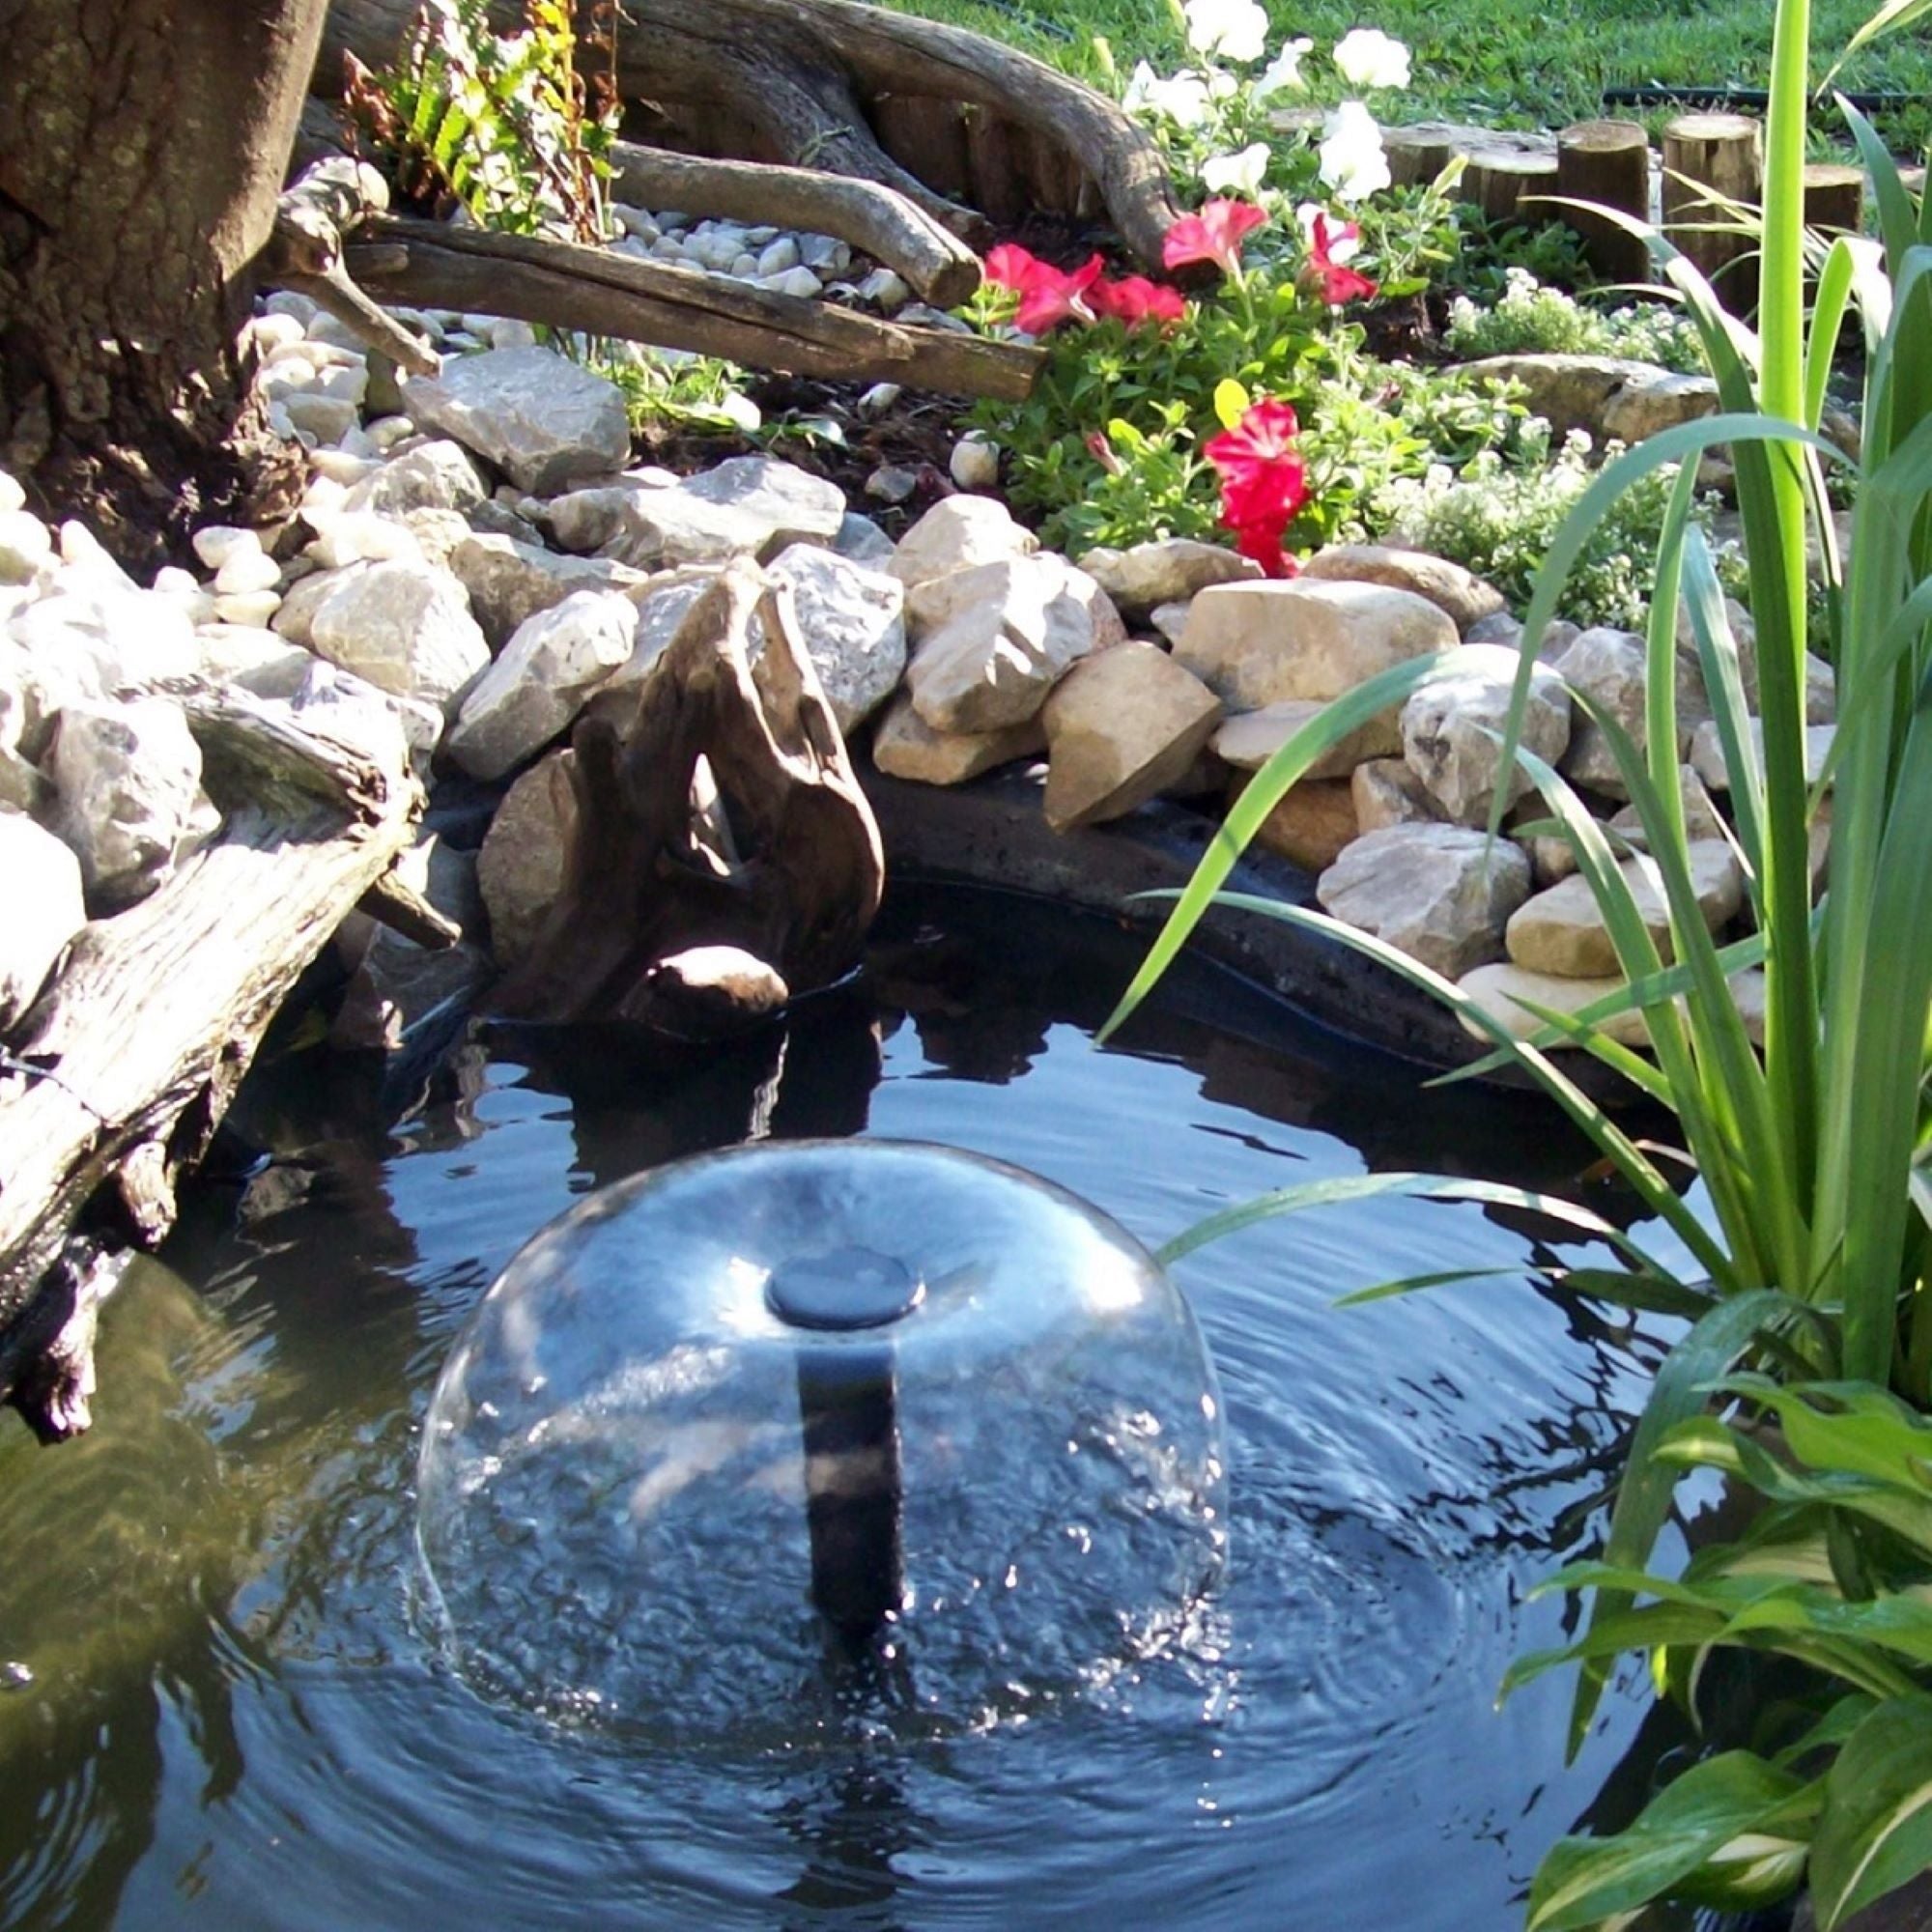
889;0;1932;146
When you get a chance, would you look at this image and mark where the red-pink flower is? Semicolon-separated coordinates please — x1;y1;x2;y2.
1085;429;1124;475
1203;398;1310;581
1090;273;1186;327
1162;198;1268;276
1303;212;1378;306
982;242;1107;333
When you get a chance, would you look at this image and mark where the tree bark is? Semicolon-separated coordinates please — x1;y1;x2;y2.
0;0;330;566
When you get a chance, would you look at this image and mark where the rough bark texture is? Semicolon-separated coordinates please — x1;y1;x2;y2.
345;214;1042;397
0;0;330;565
1556;121;1654;286
320;0;1183;269
491;558;883;1028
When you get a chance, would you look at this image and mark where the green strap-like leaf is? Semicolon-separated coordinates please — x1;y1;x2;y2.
1810;1694;1932;1927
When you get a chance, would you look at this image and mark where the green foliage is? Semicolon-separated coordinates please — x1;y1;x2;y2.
1099;0;1932;1920
1444;267;1708;373
347;0;622;243
1370;425;1717;628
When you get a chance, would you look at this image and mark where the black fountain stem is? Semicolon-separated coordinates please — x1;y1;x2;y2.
767;1246;923;1649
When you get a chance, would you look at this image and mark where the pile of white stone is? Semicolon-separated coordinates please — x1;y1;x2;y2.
2;277;1833;1065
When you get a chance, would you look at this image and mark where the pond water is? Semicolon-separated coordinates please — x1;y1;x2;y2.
0;887;1675;1932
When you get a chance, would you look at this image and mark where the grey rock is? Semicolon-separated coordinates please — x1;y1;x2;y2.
306;557;491;709
47;698;207;908
446;588;637;780
889;496;1037;589
402;347;632;495
1350;755;1441;833
478;749;580;968
447;532;647;650
1214;697;1401;781
1401;643;1572;825
1454;354;1719;444
0;810;84;1028
766;544;906;735
1317;823;1533;978
342;439;490;518
834;512;897;567
869;692;1046;786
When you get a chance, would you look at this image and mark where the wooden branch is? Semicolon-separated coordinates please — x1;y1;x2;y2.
259;154;440;375
322;0;1184;270
357;867;462;950
609;141;981;307
0;696;424;1436
1556;120;1653;285
347;214;1043;400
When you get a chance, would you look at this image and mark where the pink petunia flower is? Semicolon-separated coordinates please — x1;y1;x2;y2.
1301;211;1378;306
1203;398;1310;580
982;242;1108;332
1161;198;1268;276
1090;273;1187;327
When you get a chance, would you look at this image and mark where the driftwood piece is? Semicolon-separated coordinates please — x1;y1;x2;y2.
1556;120;1654;285
321;0;1183;270
0;695;424;1439
260;154;440;375
345;214;1043;400
490;558;883;1030
608;142;981;308
1663;111;1763;306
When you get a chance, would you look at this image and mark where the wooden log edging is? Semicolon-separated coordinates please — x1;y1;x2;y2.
0;692;426;1440
345;215;1044;401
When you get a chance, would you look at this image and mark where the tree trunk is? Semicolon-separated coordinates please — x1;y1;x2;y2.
0;0;330;567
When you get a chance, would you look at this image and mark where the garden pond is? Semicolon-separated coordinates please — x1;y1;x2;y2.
0;885;1692;1931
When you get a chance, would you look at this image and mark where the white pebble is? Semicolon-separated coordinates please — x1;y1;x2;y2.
244;313;307;358
487;319;538;350
263;290;318;327
192;526;260;570
856;268;911;311
756;236;801;277
762;267;823;300
799;234;850;274
59;520;134;585
308;448;378;487
213;588;283;628
307;512;422;569
214;546;284;596
950;435;1000;491
0;471;24;517
858;383;902;416
152;565;201;599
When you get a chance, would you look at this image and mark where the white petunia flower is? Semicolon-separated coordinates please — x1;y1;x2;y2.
1183;0;1269;64
1318;99;1391;202
1123;59;1214;128
1203;142;1272;197
1296;200;1363;261
1332;27;1411;90
1254;36;1316;97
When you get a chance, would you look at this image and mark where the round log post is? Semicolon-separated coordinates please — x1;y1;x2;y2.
1383;126;1457;189
1464;153;1560;227
1556;119;1653;285
1662;111;1763;309
1803;162;1865;237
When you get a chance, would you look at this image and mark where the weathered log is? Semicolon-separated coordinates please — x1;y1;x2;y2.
1662;111;1763;306
490;557;883;1029
320;0;1183;270
0;693;424;1438
345;215;1043;399
608;142;981;308
260;154;440;374
1556;120;1653;285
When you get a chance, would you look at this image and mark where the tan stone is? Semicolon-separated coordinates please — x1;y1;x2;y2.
1175;580;1458;711
1300;544;1507;632
1076;538;1261;619
1401;644;1571;824
1242;777;1360;872
1040;642;1222;831
1504;838;1743;978
904;556;1123;733
1690;717;1834;791
1317;823;1532;978
868;692;1045;786
1607;765;1727;846
478;749;579;968
1457;961;1656;1048
889;496;1037;590
1213;698;1401;781
1350;756;1440;833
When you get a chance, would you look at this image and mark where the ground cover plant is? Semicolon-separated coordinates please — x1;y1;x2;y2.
1102;0;1932;1920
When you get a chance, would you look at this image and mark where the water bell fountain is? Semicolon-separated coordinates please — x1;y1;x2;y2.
415;1140;1228;1739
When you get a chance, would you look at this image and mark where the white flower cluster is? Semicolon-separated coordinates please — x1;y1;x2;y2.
1122;13;1410;206
1446;268;1708;375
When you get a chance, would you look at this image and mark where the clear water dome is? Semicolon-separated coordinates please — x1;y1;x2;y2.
415;1140;1228;1743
